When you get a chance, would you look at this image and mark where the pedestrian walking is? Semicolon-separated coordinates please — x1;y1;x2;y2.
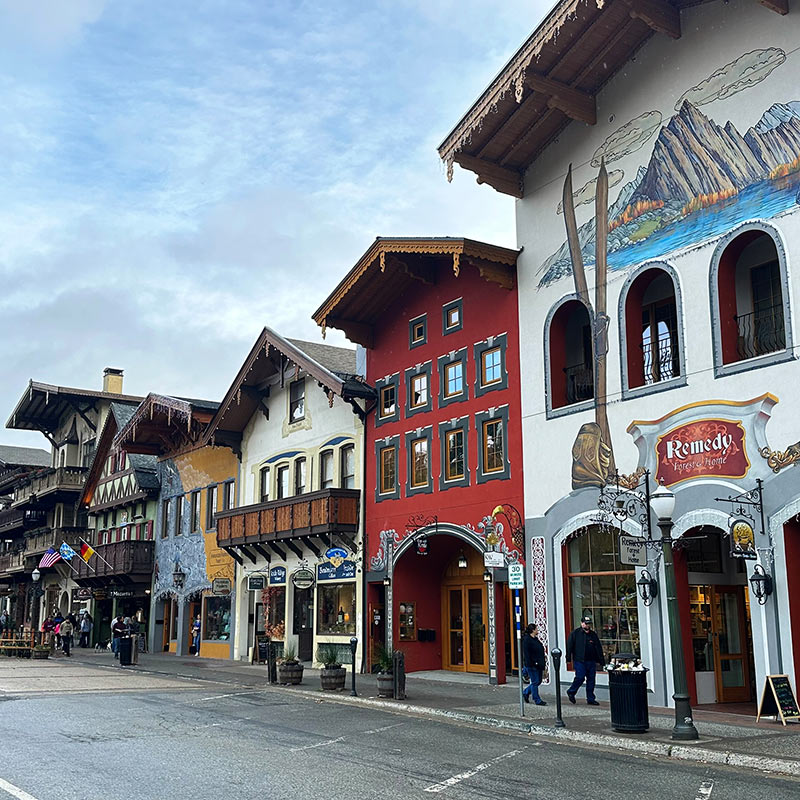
79;612;93;648
522;623;547;705
191;614;201;657
60;617;74;656
566;614;605;706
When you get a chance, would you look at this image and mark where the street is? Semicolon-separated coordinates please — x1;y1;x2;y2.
0;659;798;800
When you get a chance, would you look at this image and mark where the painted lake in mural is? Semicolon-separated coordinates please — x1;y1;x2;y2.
604;174;800;271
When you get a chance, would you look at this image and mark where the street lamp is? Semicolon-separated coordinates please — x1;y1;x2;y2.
29;568;43;633
650;482;698;741
749;563;773;605
636;569;658;606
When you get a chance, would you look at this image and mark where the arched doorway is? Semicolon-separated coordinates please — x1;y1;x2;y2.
675;526;755;706
388;529;502;679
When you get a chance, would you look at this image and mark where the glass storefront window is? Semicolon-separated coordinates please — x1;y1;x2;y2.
204;596;231;640
566;526;639;656
317;582;356;635
265;586;286;639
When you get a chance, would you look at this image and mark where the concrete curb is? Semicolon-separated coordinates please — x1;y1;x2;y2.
280;685;800;778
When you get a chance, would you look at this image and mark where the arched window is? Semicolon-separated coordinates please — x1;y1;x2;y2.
712;226;791;373
621;265;683;392
547;298;594;412
564;525;639;657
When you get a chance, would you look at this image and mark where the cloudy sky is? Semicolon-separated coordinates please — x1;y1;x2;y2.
1;0;551;447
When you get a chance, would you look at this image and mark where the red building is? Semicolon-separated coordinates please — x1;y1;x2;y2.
315;238;525;683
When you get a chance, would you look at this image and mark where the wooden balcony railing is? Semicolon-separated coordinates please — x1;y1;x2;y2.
0;508;46;535
0;550;27;575
215;488;360;548
72;540;154;581
24;527;88;557
12;466;88;507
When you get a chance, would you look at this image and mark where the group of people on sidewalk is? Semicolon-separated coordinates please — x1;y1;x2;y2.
522;613;606;706
39;610;93;656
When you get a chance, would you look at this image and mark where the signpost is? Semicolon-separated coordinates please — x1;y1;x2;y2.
508;562;525;717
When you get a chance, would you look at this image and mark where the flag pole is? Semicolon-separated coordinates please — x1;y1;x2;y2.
79;537;112;568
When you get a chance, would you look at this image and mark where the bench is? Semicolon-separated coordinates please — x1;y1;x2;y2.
0;635;35;656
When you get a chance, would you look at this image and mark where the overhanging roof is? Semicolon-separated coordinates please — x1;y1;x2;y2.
203;327;373;444
438;0;787;197
0;445;51;469
6;380;143;434
114;394;219;457
313;237;520;347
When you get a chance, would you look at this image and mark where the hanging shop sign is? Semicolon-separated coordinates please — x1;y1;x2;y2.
317;560;356;581
415;536;428;556
729;516;757;559
324;546;349;567
619;536;647;567
71;587;93;601
108;589;134;598
269;566;287;585
247;574;266;591
212;578;232;596
291;567;315;590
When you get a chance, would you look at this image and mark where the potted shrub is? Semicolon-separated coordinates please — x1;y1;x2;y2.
277;643;304;685
317;643;346;691
32;645;50;660
375;644;394;698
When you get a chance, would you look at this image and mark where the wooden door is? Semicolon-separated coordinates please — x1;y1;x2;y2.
711;586;752;703
442;585;487;673
187;600;201;650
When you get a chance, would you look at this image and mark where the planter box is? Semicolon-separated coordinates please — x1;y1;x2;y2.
377;673;394;698
320;666;346;691
32;650;50;660
278;662;304;685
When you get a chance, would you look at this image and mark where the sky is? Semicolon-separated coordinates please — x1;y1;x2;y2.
0;0;552;448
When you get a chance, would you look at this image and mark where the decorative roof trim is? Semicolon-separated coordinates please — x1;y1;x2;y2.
437;0;585;177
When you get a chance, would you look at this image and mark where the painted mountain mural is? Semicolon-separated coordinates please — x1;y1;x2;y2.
538;101;800;287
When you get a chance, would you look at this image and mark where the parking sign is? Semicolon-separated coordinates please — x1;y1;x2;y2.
508;562;525;589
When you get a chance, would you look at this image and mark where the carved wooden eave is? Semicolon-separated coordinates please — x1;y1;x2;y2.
313;237;520;348
438;0;786;197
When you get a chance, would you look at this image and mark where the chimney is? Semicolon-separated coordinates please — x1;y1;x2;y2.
103;367;124;394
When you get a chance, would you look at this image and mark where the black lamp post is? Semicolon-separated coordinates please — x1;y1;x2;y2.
650;482;699;741
29;568;43;634
349;636;358;696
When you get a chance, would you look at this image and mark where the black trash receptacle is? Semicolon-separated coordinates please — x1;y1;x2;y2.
607;654;648;733
118;635;133;667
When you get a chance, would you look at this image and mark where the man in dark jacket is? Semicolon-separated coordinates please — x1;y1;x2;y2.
522;623;547;705
566;614;605;705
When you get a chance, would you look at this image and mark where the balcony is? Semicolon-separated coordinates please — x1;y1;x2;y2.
72;540;154;585
24;527;88;558
0;508;47;535
216;488;360;558
735;305;786;360
564;363;594;405
12;466;88;507
0;550;27;576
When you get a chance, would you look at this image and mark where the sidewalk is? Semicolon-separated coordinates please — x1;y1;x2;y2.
66;650;800;777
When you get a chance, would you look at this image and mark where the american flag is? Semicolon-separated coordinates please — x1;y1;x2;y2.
39;547;62;568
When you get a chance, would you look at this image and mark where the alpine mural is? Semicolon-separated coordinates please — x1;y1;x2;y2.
538;47;800;287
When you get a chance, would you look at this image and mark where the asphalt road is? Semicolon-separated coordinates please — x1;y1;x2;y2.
0;667;798;800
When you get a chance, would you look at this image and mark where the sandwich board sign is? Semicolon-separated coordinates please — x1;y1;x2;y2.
757;675;800;725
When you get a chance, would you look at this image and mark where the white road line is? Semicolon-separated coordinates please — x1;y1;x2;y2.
362;723;405;735
0;777;40;800
695;780;714;800
290;736;346;752
423;748;525;793
193;690;267;702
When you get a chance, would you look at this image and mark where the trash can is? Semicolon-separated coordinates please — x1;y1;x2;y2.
118;635;133;667
607;653;649;733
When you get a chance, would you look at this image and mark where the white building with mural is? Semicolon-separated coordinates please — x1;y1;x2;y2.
441;0;800;709
207;328;373;668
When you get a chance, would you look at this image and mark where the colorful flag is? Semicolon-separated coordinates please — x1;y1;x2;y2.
59;542;78;561
39;548;62;568
80;542;95;563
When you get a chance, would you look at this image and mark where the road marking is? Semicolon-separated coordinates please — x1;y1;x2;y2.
695;780;714;800
291;736;346;752
423;748;525;793
0;777;40;800
194;690;268;702
362;723;405;735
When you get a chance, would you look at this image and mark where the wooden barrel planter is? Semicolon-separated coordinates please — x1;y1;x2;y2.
376;673;394;698
32;649;50;660
320;666;346;691
277;662;304;685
